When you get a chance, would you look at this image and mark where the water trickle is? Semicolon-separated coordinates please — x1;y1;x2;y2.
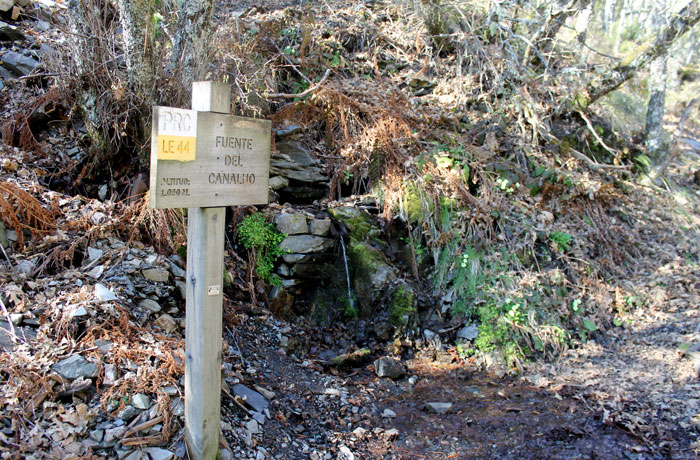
339;234;354;311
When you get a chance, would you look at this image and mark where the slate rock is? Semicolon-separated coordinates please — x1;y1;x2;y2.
0;0;14;13
309;219;331;236
0;51;40;78
168;262;186;279
424;402;453;414
95;283;118;302
457;324;478;341
232;384;269;413
142;268;169;283
132;393;150;410
0;21;25;41
274;213;308;235
175;280;186;299
117;405;140;422
276;141;317;167
154;314;177;333
374;357;405;379
144;447;174;460
269;176;289;190
279;235;334;254
139;299;161;313
52;354;98;380
275;125;301;138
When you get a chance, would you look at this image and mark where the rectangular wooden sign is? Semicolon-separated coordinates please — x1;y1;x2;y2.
150;106;271;209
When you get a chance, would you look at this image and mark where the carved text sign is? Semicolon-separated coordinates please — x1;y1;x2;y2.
149;106;271;209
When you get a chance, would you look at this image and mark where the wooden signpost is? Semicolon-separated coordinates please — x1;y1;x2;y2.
150;82;271;460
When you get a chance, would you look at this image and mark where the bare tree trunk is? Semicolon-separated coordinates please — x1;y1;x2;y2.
67;0;111;155
644;0;668;161
117;0;155;97
584;0;699;106
169;0;216;93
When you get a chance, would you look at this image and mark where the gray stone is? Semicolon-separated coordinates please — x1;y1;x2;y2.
0;1;14;13
252;411;266;425
98;184;108;201
0;21;25;41
309;219;331;236
282;253;305;264
122;451;142;460
95;283;118;302
171;398;184;416
280;235;334;254
269;176;289;190
117;405;140;422
424;402;453;414
142;268;169;283
154;314;177;333
275;125;301;138
232;384;269;413
1;51;40;77
132;393;150;410
70;306;88;318
89;429;104;443
374;357;405;379
139;299;161;313
277;264;291;277
104;426;127;443
9;313;22;326
278;167;327;183
52;354;98;380
103;364;117;386
456;324;479;341
381;408;396;418
339;445;355;460
87;265;104;279
281;278;301;287
175;280;186;299
143;447;174;460
17;259;35;274
245;418;260;435
168;262;186;279
276;141;317;167
274;213;308;235
162;386;178;396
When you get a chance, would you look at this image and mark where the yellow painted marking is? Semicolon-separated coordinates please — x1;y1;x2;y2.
157;135;197;161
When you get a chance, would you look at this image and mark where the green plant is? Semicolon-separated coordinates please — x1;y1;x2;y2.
237;212;286;285
548;230;573;252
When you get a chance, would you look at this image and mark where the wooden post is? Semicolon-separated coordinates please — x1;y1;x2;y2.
184;81;230;460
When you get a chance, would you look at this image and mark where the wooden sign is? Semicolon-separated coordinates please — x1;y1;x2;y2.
149;106;271;209
149;82;271;460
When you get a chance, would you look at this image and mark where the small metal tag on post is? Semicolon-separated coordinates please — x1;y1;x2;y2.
149;81;271;459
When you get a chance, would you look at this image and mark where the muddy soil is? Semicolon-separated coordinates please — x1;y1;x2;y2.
224;313;653;460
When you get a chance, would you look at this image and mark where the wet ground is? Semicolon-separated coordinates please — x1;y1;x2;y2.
222;315;654;460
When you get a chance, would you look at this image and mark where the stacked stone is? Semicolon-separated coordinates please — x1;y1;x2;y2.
269;212;336;316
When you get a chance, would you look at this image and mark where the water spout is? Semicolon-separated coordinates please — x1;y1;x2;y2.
339;234;354;311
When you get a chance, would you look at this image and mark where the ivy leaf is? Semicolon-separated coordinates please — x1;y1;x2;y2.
582;318;597;332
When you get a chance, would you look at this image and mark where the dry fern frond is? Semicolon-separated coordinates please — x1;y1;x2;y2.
121;193;187;254
0;181;56;248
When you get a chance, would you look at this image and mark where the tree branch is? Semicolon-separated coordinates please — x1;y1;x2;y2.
585;0;700;106
266;68;331;99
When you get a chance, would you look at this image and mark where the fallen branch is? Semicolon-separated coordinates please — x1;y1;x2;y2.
568;148;631;171
266;68;331;99
577;109;622;161
124;415;164;438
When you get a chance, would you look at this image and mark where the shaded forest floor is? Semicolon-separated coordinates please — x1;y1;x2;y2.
1;0;700;459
